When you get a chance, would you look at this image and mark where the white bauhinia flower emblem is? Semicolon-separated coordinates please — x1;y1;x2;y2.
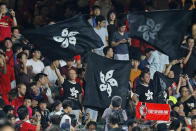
138;18;161;41
70;87;79;98
53;28;79;48
99;70;118;97
145;90;153;100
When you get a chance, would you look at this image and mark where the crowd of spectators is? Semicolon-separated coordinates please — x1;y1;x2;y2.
0;0;196;131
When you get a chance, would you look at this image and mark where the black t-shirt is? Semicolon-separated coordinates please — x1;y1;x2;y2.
107;24;116;46
62;80;82;110
135;82;154;103
180;48;196;76
183;96;196;116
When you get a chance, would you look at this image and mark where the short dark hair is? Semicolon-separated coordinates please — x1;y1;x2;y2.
7;114;15;120
3;105;14;114
186;36;194;43
52;100;62;111
34;73;47;82
66;57;74;62
12;44;23;54
86;121;97;129
179;86;188;94
39;99;47;105
31;48;41;53
127;120;137;127
117;21;126;28
62;100;73;109
11;27;19;33
92;5;101;11
17;52;27;59
29;82;37;87
140;68;150;79
111;96;122;108
3;38;12;46
0;2;7;7
17;105;29;120
95;15;105;25
109;111;120;125
145;48;154;54
103;46;112;56
49;115;61;125
8;89;17;98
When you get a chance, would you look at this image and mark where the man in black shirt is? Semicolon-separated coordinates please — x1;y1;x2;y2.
183;90;196;116
61;69;82;121
134;68;154;103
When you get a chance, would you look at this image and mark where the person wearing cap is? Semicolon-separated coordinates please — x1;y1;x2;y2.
26;48;45;75
102;96;127;131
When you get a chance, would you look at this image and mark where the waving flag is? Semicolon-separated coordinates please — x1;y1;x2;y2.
23;14;103;59
128;10;192;59
83;53;131;109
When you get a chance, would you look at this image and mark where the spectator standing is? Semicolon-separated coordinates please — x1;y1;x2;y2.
26;49;44;75
133;68;154;103
0;52;15;101
148;50;169;79
93;15;108;56
16;105;41;131
88;5;101;27
14;52;33;86
129;56;141;88
102;96;127;131
0;2;17;42
107;10;117;46
111;22;131;61
61;69;82;121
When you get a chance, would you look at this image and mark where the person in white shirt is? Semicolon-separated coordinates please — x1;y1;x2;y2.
148;50;169;79
43;59;60;87
26;49;44;75
93;15;108;56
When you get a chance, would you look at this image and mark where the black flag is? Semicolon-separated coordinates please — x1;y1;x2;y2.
153;72;175;104
83;53;131;109
128;10;192;59
23;14;103;59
